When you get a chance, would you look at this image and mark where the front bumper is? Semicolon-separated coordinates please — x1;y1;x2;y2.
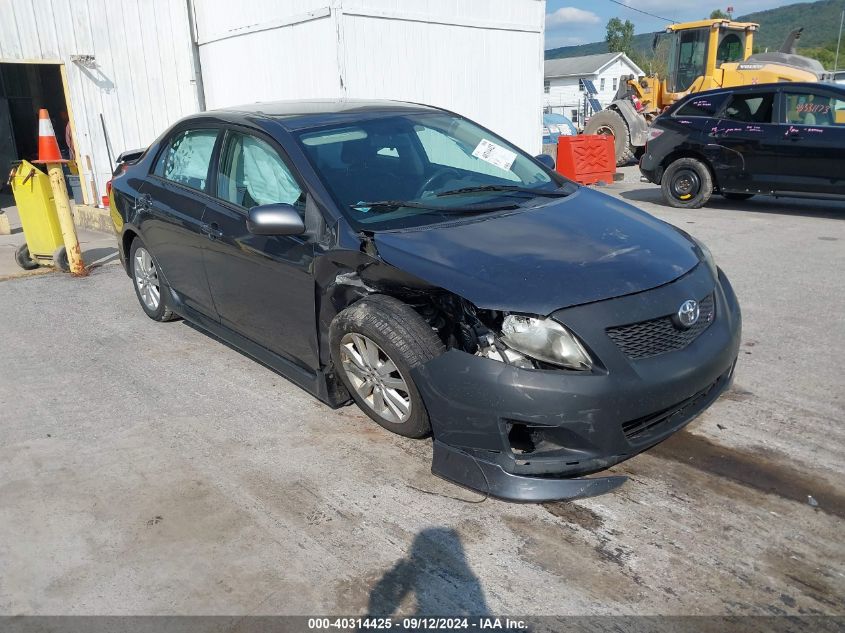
412;264;741;502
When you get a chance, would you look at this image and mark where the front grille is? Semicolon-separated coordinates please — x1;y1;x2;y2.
622;369;728;442
606;294;715;360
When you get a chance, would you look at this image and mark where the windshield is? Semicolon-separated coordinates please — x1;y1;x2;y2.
296;112;569;230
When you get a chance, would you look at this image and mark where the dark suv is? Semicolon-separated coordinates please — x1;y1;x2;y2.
640;82;845;208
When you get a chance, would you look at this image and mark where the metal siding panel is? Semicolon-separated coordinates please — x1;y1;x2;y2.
198;16;341;109
170;0;201;117
193;0;331;44
14;0;42;59
0;0;24;58
341;13;542;153
38;0;62;58
122;2;156;141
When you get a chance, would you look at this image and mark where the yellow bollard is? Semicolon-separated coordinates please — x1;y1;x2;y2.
47;163;86;276
32;107;87;276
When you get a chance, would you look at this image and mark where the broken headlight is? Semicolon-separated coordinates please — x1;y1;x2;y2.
500;315;592;370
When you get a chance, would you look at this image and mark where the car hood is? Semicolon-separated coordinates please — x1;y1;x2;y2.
371;187;701;315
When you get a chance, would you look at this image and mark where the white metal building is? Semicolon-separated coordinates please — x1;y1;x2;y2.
543;52;643;125
0;0;545;206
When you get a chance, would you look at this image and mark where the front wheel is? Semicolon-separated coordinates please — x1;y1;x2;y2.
330;294;445;438
661;157;713;209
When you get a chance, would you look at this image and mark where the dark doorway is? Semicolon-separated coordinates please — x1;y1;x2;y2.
0;62;72;188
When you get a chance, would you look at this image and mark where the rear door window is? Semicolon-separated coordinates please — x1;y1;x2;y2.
720;92;776;123
154;128;218;191
784;91;844;127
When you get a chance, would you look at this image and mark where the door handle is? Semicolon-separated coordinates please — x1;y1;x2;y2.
201;222;224;239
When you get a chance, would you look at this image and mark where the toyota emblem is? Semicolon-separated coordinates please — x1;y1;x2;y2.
677;299;700;328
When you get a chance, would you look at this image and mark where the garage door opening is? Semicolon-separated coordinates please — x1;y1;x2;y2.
0;62;76;190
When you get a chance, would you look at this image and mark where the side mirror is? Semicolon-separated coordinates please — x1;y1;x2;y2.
246;203;306;236
535;153;555;170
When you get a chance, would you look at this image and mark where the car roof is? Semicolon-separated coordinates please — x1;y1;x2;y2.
679;82;845;101
181;99;442;131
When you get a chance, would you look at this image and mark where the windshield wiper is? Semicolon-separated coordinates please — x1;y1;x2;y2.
350;200;520;213
435;184;570;198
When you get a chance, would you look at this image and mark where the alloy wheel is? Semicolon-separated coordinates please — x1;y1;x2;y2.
339;333;412;424
133;247;161;311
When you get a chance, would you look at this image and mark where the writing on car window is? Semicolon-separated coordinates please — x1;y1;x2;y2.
785;92;845;127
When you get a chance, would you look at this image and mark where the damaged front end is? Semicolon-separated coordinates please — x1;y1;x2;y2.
316;229;740;503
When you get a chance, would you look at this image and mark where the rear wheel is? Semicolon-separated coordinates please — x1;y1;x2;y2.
14;244;40;270
583;109;635;166
129;238;178;322
721;192;755;201
330;294;445;438
661;157;713;209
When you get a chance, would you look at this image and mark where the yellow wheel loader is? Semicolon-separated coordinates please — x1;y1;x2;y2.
584;19;833;165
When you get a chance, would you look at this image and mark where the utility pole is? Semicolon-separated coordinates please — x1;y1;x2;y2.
835;8;844;71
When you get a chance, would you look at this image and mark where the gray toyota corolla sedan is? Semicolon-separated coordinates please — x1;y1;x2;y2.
109;100;741;502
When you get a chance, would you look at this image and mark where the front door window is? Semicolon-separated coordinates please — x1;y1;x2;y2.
217;132;304;210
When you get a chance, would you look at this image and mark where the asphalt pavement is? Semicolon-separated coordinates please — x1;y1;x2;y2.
0;168;843;618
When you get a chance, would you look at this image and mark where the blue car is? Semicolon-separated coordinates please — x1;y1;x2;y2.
542;112;578;145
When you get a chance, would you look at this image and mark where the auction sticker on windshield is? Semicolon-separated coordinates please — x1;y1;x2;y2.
472;139;517;171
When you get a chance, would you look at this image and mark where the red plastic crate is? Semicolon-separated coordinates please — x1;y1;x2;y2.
555;135;615;185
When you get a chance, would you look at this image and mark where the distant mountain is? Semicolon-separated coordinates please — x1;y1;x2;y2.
739;0;843;50
545;0;843;60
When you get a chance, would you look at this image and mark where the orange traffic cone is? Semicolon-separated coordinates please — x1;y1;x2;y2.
33;109;66;164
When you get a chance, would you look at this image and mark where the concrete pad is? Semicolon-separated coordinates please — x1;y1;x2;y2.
0;173;843;616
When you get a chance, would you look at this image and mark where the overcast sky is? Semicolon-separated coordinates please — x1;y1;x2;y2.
544;0;803;49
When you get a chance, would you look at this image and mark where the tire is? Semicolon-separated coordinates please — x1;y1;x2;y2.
14;244;40;270
583;109;635;166
330;294;445;439
661;157;713;209
721;192;755;201
52;246;69;272
129;237;178;322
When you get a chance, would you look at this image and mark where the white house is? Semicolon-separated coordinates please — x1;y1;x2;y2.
543;52;643;126
0;0;545;206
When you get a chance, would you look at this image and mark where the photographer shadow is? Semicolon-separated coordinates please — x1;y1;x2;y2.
367;527;491;618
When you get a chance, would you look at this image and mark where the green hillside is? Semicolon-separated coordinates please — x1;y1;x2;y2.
741;0;843;50
545;0;843;62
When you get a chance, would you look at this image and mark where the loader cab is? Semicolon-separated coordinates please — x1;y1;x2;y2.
664;20;757;96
